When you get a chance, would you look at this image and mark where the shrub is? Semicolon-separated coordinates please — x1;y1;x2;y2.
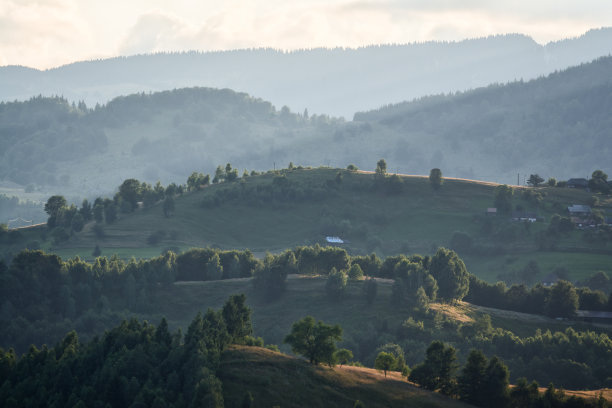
326;268;348;300
348;264;364;280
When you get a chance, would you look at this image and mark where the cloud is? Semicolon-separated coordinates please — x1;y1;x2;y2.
2;0;612;68
0;0;91;68
118;1;612;57
337;0;612;42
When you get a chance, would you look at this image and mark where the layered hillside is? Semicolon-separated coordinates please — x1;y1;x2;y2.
1;56;612;222
2;28;612;117
5;168;612;287
354;56;612;181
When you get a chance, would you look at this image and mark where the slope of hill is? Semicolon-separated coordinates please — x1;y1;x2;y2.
2;28;612;118
0;88;340;204
220;346;471;408
7;168;612;286
352;55;612;182
2;259;611;392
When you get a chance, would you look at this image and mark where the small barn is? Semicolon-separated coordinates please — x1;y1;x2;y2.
567;205;591;217
511;211;538;222
567;178;588;189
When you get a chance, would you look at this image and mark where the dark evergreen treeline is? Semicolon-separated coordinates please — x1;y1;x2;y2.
0;294;253;408
409;340;610;408
2;246;612;389
466;275;612;316
1;245;610;347
1;298;608;408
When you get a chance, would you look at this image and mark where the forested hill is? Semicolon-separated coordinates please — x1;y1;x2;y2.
2;28;612;118
352;55;612;182
0;87;339;200
1;55;612;207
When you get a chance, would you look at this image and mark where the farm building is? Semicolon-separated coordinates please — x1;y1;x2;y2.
567;205;591;217
511;211;538;222
485;208;497;216
566;178;588;189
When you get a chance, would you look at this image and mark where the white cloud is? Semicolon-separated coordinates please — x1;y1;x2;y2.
2;0;612;68
0;0;92;68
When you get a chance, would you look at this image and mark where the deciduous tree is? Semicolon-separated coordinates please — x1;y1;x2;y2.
118;179;141;211
547;280;579;317
375;352;396;377
334;348;353;367
589;170;609;194
284;316;342;365
429;248;469;302
44;195;67;227
409;341;457;394
325;268;348;300
527;174;544;187
429;168;443;190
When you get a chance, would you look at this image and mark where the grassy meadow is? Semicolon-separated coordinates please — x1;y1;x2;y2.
8;167;612;284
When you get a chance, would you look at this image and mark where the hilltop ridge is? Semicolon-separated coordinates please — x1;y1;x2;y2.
2;28;612;117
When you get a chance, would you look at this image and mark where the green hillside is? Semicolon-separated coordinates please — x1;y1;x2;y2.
20;167;611;285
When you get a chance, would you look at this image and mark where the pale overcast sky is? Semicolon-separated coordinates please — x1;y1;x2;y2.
1;0;611;69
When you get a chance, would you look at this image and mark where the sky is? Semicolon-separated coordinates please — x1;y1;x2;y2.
1;0;611;70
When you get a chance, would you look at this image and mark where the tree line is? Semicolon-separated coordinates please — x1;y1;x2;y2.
0;294;254;408
2;245;612;388
3;244;610;338
466;275;612;317
284;315;609;407
4;297;607;407
408;340;609;408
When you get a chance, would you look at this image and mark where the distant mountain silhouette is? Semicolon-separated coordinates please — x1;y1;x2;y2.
1;28;612;118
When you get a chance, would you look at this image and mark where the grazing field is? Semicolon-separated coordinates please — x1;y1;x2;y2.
7;168;612;285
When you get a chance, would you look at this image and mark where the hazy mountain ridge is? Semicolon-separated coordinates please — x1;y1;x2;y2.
0;87;340;202
351;56;612;181
2;28;612;118
1;55;611;215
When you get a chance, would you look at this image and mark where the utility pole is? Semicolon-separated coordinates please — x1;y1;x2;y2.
517;173;520;186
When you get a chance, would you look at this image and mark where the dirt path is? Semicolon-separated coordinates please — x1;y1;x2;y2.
355;170;520;187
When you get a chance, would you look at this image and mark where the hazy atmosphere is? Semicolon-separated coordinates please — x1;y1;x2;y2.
2;2;612;408
2;0;612;69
